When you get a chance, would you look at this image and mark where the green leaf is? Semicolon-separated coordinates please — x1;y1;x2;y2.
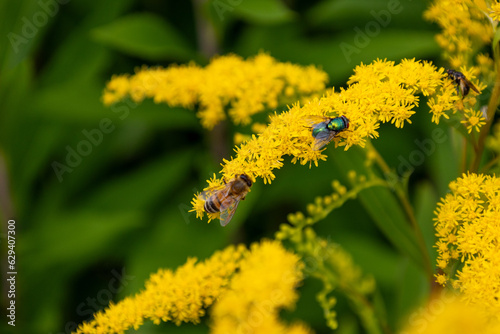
80;150;194;211
414;181;438;265
233;0;295;24
91;13;195;61
334;147;427;272
428;125;459;195
492;24;500;55
393;258;429;323
235;25;440;81
306;0;427;29
21;210;143;275
37;0;134;86
339;232;399;287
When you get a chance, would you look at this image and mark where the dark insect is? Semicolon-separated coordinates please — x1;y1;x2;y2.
307;115;350;150
201;174;252;226
446;69;480;98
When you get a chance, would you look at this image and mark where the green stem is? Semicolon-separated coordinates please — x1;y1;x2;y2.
460;136;467;174
299;240;390;334
480;154;500;173
367;143;433;279
471;46;500;172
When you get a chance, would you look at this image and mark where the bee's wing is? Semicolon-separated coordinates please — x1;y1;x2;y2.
219;196;241;227
200;182;231;201
313;131;337;151
304;115;328;127
463;78;480;94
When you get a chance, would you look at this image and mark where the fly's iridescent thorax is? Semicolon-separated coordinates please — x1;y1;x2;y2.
327;116;349;132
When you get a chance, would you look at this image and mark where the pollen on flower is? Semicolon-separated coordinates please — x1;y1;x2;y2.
192;58;468;222
425;0;493;68
433;173;500;318
210;240;312;334
461;108;487;133
72;244;247;334
102;53;328;129
489;2;500;21
400;293;500;334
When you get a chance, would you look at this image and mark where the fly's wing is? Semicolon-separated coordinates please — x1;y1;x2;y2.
463;78;480;94
313;130;337;151
304;115;328;127
459;78;470;97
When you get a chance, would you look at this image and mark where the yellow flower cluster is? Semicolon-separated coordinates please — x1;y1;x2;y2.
490;2;500;21
72;244;247;334
72;241;308;334
102;53;328;129
424;0;493;69
192;58;484;222
434;173;500;317
211;240;312;334
400;292;500;334
427;66;486;132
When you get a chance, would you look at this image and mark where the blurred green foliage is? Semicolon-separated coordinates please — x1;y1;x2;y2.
0;0;446;333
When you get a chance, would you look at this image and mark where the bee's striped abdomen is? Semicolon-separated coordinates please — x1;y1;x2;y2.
204;195;221;213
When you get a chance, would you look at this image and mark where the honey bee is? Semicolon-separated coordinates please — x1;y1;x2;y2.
201;174;253;226
306;115;350;150
446;69;480;98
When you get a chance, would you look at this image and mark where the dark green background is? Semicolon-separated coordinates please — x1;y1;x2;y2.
0;0;455;333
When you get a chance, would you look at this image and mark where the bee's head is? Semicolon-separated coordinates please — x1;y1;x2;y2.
239;174;253;187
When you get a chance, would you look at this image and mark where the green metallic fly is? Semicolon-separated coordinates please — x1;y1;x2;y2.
307;115;350;150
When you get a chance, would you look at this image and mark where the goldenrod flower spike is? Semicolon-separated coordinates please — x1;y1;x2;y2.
211;240;312;334
424;0;493;69
400;293;500;334
73;244;247;334
434;173;500;319
490;2;500;21
193;58;483;222
103;53;328;129
72;241;310;334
